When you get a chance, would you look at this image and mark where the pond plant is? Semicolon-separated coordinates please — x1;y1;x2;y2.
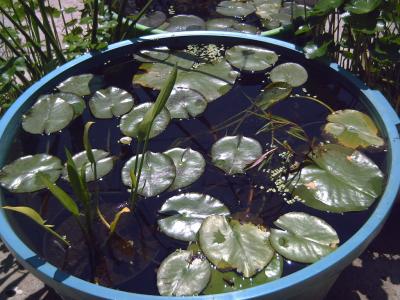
0;41;386;296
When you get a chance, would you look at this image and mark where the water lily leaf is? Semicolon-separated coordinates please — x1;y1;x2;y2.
157;250;211;296
165;88;207;119
279;5;311;19
62;149;114;182
225;45;278;72
270;63;308;87
206;18;239;31
312;0;344;16
323;109;385;150
52;92;85;118
165;15;206;32
175;59;239;102
199;215;274;277
303;41;332;59
137;11;166;28
255;3;281;19
211;135;263;175
345;0;382;14
203;253;283;295
0;154;62;193
216;1;256;17
232;23;259;34
290;143;384;212
89;87;134;119
121;151;175;197
134;47;170;63
163;148;206;191
270;212;339;263
158;193;230;241
22;95;74;134
119;102;170;139
256;82;292;110
57;73;103;96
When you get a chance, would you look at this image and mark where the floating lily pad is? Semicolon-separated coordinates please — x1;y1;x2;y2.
165;88;208;119
119;102;170;139
134;47;170;63
57;73;103;96
212;135;263;175
216;1;256;17
52;92;85;118
206;18;239;31
233;23;259;34
163;148;206;191
89;87;134;119
62;149;114;182
157;250;211;296
137;11;166;28
203;253;283;295
345;0;382;14
199;215;274;277
158;193;230;241
255;3;281;19
226;45;278;72
22;94;74;134
165;15;206;32
121;151;175;197
0;154;62;193
270;63;308;87
270;212;339;263
290;143;384;212
256;82;292;110
323;109;385;150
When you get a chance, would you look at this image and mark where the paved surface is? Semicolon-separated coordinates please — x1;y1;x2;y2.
1;203;399;299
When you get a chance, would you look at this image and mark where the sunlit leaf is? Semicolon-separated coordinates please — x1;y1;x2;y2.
89;87;134;119
225;45;278;72
216;1;256;17
256;82;292;110
345;0;382;14
57;74;103;96
270;62;308;87
165;88;207;119
165;14;206;31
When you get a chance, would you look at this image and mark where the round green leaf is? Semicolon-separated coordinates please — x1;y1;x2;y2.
163;148;206;191
121;151;175;197
270;212;339;263
137;11;166;28
57;73;103;96
233;23;259;34
199;215;274;277
226;45;278;72
89;87;135;119
165;15;206;32
165;88;207;119
203;253;283;295
134;47;170;63
22;94;74;135
158;193;230;241
290;143;384;212
345;0;382;14
312;0;344;16
52;92;85;118
303;41;332;59
206;18;239;31
216;1;256;17
256;82;292;110
255;3;281;19
119;102;170;139
270;63;308;87
323;109;385;150
212;135;263;175
0;154;62;193
62;149;114;182
157;250;211;296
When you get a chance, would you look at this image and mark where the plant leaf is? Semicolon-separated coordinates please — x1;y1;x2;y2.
270;212;339;263
345;0;382;14
216;1;256;17
89;87;135;118
57;73;103;96
83;122;95;166
303;41;332;59
270;63;308;87
165;14;206;32
158;193;230;241
256;82;292;110
109;207;130;236
165;88;208;119
225;45;278;72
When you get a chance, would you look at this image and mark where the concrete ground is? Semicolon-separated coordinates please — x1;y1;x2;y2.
1;203;399;299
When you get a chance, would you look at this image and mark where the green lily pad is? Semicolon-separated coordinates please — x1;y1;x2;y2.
52;92;85;118
206;18;239;31
158;193;230;241
22;94;74;135
312;0;344;16
216;1;256;17
157;250;211;296
134;47;170;63
303;41;332;59
203;253;283;295
270;63;308;87
270;212;339;263
323;109;385;150
0;154;62;193
225;45;278;72
137;11;166;28
290;143;384;212
199;215;274;277
57;73;103;96
119;102;170;139
256;82;292;110
345;0;382;14
62;149;114;182
165;88;208;119
163;148;206;191
211;135;263;175
89;87;135;119
255;3;281;19
121;151;176;197
232;23;259;34
165;15;206;32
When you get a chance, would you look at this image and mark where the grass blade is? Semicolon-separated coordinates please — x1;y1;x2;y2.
83;122;96;165
109;207;130;236
65;148;90;206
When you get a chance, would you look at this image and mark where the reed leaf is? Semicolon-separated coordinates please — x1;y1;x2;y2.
109;207;130;236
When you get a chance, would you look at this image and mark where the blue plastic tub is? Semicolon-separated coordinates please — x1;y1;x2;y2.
1;32;399;300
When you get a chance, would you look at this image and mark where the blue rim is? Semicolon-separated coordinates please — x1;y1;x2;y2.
1;31;399;300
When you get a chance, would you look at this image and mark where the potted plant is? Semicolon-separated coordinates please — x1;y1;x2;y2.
0;31;399;300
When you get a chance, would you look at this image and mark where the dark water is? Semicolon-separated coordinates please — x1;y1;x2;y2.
3;42;386;295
